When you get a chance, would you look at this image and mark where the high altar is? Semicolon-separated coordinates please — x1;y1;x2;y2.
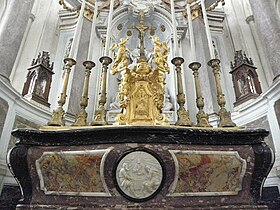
8;1;274;209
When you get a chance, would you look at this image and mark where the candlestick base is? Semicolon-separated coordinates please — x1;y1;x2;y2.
73;108;88;126
47;106;65;126
196;111;211;127
176;107;193;126
218;108;237;127
91;106;107;126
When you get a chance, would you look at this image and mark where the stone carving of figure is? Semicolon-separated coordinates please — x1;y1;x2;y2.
109;92;121;111
135;88;149;118
142;165;160;194
163;87;173;111
111;38;129;75
35;79;47;97
121;0;161;11
118;163;135;195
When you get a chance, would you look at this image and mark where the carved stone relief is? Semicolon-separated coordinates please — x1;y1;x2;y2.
115;150;163;200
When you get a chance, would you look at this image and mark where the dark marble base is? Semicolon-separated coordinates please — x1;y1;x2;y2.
7;126;274;209
15;204;268;209
0;185;21;210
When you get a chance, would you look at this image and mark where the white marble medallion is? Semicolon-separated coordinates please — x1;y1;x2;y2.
116;151;163;200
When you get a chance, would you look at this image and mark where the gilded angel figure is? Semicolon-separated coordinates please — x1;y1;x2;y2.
110;37;129;75
150;36;170;73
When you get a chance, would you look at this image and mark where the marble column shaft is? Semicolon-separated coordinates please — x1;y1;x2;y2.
192;17;216;114
249;0;280;80
67;19;92;116
0;0;35;82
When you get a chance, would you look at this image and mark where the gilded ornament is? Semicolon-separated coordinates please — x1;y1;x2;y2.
110;36;170;125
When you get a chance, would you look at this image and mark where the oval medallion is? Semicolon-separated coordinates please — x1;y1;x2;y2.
115;150;163;201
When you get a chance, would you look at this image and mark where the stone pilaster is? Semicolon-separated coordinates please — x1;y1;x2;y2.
192;17;217;114
0;0;35;82
66;19;92;117
249;0;280;81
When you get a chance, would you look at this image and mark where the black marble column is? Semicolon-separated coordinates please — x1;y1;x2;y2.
0;0;35;82
249;0;280;81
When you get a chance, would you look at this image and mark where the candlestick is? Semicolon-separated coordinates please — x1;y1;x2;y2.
68;0;86;59
104;0;114;55
208;59;236;127
189;62;211;127
170;0;178;56
171;57;193;126
48;58;76;126
87;0;99;61
91;56;112;125
73;61;95;126
187;2;196;62
201;0;215;59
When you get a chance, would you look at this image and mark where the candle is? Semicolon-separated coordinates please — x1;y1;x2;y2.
104;0;114;56
170;0;178;57
200;0;215;59
87;0;99;61
69;0;86;59
186;1;196;62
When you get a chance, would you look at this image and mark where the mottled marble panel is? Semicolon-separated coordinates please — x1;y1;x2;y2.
168;150;246;196
36;149;112;196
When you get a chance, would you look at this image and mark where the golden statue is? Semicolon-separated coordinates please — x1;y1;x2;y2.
151;36;170;73
110;15;170;125
110;38;129;75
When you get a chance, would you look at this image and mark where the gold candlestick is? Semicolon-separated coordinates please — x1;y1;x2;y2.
91;56;112;125
189;62;212;127
208;58;236;127
73;61;95;126
171;57;193;126
48;58;76;126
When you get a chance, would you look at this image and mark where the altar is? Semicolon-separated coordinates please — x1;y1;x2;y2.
9;126;273;209
7;0;275;209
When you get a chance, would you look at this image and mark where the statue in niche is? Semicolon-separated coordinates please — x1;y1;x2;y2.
134;87;149;119
163;87;173;111
35;79;47;97
109;74;122;111
109;92;121;111
237;75;247;96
